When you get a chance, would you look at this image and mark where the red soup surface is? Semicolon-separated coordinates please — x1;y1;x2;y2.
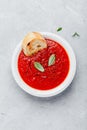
18;39;70;90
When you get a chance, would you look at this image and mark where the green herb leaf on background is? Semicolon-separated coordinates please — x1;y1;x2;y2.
57;27;62;32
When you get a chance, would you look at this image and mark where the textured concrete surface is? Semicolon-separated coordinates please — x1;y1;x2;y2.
0;0;87;130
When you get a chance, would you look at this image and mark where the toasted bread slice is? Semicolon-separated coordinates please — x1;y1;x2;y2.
22;32;47;56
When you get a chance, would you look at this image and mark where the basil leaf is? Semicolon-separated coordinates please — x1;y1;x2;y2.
57;27;62;32
72;32;80;37
48;54;56;66
34;62;44;72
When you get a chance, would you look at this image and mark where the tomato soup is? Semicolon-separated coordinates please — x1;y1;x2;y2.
18;39;70;90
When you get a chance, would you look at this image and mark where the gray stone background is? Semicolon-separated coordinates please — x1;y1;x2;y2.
0;0;87;130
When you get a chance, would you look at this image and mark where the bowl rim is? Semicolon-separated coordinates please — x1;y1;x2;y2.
11;32;76;97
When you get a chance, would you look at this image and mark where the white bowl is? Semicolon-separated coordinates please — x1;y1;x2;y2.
11;32;76;97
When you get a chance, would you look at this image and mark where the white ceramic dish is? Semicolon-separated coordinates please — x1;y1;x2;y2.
11;32;76;97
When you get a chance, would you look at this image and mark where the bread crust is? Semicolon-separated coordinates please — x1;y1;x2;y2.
22;32;47;56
